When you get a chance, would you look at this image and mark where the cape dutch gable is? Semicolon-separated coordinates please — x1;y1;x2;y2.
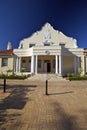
18;23;78;49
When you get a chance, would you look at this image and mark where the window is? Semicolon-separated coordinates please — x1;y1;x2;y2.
44;43;50;46
44;41;50;46
29;44;35;48
2;58;8;67
21;43;23;49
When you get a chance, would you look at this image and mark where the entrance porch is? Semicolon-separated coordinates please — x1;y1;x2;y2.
15;55;80;76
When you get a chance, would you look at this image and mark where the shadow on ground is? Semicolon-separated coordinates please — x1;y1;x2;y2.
33;102;80;130
48;91;74;96
53;102;79;130
0;84;36;109
0;84;37;128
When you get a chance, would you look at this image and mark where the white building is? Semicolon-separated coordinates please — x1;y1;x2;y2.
0;23;87;76
13;23;85;76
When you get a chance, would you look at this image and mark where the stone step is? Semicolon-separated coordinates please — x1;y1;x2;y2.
26;74;66;81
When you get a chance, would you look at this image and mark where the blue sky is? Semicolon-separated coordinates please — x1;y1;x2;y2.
0;0;87;50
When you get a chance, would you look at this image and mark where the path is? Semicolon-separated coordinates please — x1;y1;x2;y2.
0;80;87;130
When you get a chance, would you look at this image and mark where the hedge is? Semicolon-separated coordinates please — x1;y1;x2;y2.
0;74;30;80
68;76;87;81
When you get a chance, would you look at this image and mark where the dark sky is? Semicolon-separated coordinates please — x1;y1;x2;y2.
0;0;87;50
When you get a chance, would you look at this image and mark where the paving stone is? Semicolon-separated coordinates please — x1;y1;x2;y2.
0;80;87;130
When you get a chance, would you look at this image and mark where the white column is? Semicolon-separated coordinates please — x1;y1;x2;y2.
74;56;77;74
59;55;62;76
81;55;85;75
85;56;87;73
16;56;19;72
18;57;21;72
78;57;80;69
55;55;58;74
35;55;38;74
31;55;34;73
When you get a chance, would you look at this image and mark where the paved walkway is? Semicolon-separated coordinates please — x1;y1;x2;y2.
0;80;87;130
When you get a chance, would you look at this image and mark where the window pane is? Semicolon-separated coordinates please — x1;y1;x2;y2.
29;44;35;48
2;58;8;67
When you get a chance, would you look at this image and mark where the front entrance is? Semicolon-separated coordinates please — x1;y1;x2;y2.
44;60;51;73
47;62;51;72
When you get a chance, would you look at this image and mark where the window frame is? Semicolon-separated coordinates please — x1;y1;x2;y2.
2;57;8;67
29;44;35;48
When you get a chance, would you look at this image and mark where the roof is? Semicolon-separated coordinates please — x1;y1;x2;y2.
84;48;87;54
0;49;13;55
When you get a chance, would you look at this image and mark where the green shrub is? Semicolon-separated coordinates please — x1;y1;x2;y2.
0;73;30;80
78;67;83;75
6;69;13;74
68;76;87;81
0;74;6;79
20;68;25;72
67;73;70;77
71;73;76;77
6;69;13;73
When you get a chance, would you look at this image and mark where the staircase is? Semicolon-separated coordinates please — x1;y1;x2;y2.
26;74;66;81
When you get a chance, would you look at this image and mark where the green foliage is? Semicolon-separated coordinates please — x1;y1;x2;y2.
0;73;6;78
78;67;83;75
67;73;76;78
68;75;87;81
6;69;13;76
66;69;87;80
71;73;76;77
67;73;70;77
20;68;25;72
0;73;31;80
6;69;13;73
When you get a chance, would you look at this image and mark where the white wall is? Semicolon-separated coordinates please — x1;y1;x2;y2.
19;23;77;49
0;57;14;74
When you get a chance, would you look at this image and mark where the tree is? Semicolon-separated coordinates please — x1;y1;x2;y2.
78;67;83;76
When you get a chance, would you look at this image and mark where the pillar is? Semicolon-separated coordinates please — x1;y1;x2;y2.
85;56;87;73
31;55;34;73
74;56;77;74
18;57;21;72
16;56;19;72
35;55;38;74
55;55;58;74
78;57;80;69
59;55;62;76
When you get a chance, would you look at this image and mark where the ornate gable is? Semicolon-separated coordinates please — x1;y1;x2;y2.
19;23;78;49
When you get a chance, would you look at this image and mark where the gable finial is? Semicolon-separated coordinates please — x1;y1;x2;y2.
7;41;12;50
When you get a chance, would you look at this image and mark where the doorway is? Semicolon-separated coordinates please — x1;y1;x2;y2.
47;62;51;72
44;60;51;73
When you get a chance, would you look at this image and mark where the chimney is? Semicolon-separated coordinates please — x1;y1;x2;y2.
7;41;12;50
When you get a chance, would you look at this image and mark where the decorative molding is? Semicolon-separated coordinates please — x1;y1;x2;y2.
45;50;50;55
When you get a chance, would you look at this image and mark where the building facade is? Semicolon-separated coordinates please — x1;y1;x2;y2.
0;23;87;76
0;49;14;73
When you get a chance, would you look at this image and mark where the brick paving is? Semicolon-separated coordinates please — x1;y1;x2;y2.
0;79;87;130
